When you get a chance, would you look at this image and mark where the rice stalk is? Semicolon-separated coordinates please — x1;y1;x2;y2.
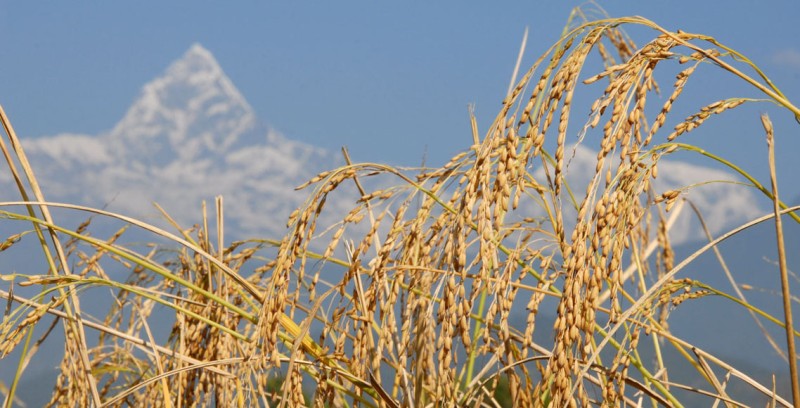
2;5;800;407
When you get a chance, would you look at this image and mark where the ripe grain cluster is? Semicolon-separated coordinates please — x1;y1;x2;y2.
2;7;799;408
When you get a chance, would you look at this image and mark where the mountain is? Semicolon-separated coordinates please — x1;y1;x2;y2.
2;44;343;238
109;43;259;163
0;44;765;244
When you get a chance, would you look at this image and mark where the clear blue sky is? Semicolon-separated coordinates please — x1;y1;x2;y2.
2;1;800;198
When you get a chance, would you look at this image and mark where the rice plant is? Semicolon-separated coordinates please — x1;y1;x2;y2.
1;6;799;407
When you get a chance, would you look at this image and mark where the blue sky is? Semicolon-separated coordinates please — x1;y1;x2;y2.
2;1;800;198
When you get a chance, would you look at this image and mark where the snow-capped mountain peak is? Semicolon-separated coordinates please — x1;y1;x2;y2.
109;43;258;164
10;44;340;237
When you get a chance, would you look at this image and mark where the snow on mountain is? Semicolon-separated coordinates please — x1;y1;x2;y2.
1;44;764;245
6;44;343;238
107;43;259;164
530;144;764;245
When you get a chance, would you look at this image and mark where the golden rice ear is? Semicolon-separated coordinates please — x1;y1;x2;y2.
3;4;799;406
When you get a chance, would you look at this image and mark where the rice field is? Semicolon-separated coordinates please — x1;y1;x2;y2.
1;7;799;407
